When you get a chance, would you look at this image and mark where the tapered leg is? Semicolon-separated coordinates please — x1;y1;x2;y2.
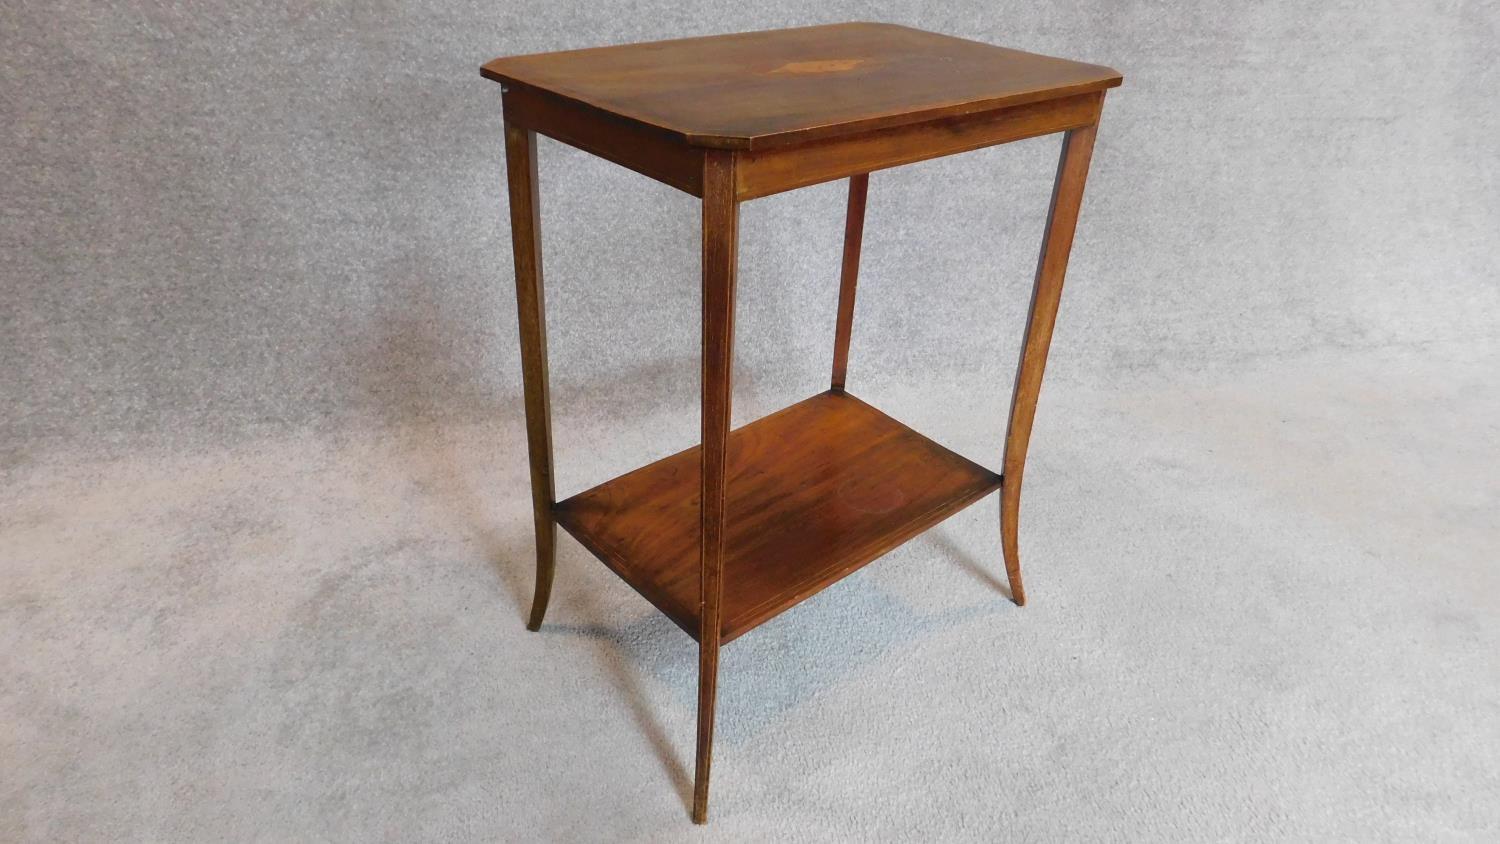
830;173;869;391
1001;122;1100;607
504;122;557;631
694;149;738;825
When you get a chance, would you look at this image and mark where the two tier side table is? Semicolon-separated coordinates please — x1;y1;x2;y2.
481;22;1121;824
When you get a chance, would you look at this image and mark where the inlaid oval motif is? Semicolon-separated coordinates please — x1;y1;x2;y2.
837;478;907;514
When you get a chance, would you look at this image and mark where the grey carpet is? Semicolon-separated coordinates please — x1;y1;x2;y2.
4;1;1498;840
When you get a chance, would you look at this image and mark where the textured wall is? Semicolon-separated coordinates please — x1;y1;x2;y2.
5;1;1496;455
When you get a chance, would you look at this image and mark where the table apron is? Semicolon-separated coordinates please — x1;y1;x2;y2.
735;92;1103;200
503;86;1103;203
502;83;705;196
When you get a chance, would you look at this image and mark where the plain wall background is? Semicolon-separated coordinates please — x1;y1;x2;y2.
6;1;1497;456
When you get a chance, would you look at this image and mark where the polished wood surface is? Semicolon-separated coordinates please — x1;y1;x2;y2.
501;84;703;196
484;22;1119;150
503;123;557;631
1000;120;1100;608
829;173;868;391
489;22;1117;825
553;391;1003;642
734;91;1100;200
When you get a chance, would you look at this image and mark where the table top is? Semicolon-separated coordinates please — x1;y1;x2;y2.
482;22;1121;150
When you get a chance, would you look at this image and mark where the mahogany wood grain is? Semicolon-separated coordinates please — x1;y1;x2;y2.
830;173;868;391
483;23;1119;150
553;392;1002;642
735;92;1099;200
502;84;704;196
503;123;557;631
1000;119;1101;608
693;149;738;824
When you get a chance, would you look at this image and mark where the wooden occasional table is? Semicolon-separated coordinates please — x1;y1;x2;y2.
482;22;1121;824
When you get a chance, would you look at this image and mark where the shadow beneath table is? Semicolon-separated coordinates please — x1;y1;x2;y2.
542;541;1012;740
542;609;696;816
347;271;1020;815
925;509;1019;603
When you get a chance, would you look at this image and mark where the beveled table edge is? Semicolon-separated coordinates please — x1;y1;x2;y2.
480;22;1122;151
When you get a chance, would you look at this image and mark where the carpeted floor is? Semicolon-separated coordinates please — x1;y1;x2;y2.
4;341;1497;841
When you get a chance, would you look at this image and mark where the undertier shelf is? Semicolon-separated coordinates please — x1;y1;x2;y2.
553;390;1003;642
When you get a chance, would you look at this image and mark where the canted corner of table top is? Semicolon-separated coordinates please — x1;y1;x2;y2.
481;22;1122;151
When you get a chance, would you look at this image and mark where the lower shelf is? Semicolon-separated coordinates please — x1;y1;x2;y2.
553;390;1002;642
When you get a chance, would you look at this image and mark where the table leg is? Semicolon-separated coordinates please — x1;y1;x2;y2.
830;173;869;391
1001;121;1100;607
504;122;557;631
693;149;738;824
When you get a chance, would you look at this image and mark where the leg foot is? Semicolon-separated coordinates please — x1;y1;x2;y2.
525;519;555;630
1000;485;1026;606
690;662;714;821
692;645;718;824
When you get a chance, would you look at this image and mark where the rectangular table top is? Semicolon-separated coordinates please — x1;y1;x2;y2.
482;22;1121;150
